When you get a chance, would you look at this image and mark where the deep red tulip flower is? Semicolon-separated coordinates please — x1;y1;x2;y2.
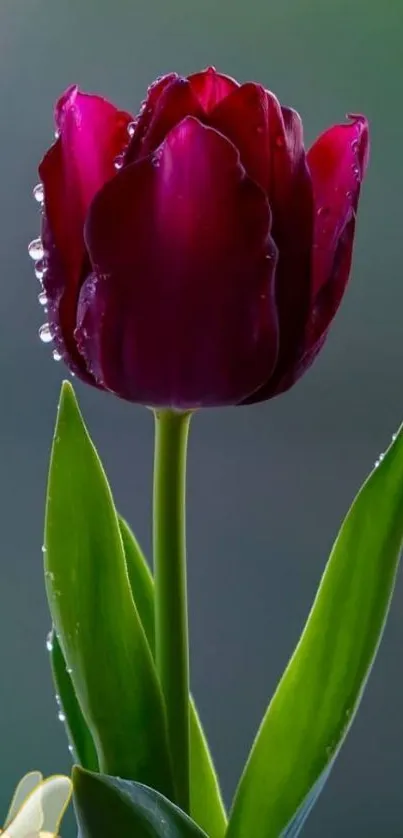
33;68;369;408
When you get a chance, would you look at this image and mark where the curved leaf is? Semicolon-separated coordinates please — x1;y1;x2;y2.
228;425;403;838
73;766;208;838
119;515;227;838
50;629;99;771
44;381;174;798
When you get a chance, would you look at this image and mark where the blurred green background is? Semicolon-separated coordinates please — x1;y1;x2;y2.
0;0;402;834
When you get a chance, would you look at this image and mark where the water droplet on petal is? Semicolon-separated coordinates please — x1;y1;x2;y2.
46;631;53;652
38;290;47;306
275;135;285;149
39;323;53;343
28;238;44;261
33;182;44;204
114;155;124;170
35;259;47;281
127;121;137;137
54;128;60;139
52;349;62;362
351;139;358;152
317;206;330;217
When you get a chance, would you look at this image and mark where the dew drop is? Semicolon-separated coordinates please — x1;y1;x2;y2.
352;165;360;181
38;290;47;306
41;544;46;553
46;631;53;652
33;182;44;204
28;238;44;261
54;128;60;140
52;349;62;362
275;135;285;149
114;155;124;170
392;431;398;442
127;121;137;137
58;710;66;723
351;139;358;152
66;665;73;675
35;259;47;281
39;323;53;343
68;744;74;755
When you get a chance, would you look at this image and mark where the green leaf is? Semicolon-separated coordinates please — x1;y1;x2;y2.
118;517;155;656
44;381;174;799
227;425;403;838
119;515;227;838
50;629;99;771
73;766;208;838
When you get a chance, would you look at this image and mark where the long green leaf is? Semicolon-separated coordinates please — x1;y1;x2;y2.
44;381;174;799
119;515;227;838
227;425;403;838
73;767;208;838
50;629;99;771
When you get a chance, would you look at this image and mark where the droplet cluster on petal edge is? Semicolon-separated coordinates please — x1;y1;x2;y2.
29;182;57;352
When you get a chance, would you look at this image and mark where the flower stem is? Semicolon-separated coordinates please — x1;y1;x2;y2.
153;409;192;813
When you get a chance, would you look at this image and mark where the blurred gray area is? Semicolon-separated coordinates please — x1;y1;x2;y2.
0;0;402;834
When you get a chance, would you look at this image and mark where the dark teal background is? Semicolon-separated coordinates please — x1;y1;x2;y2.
0;1;402;834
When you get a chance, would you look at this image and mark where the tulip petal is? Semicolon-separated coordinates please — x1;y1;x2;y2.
125;77;204;164
306;114;369;338
39;87;132;378
124;73;179;164
188;66;239;112
212;87;313;404
4;775;72;838
79;117;278;408
4;773;43;828
270;115;369;396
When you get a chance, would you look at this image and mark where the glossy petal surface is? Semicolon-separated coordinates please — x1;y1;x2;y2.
306;115;369;342
39;87;132;375
188;67;239;112
79;117;278;407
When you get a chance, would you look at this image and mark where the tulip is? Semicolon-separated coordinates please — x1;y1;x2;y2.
32;67;369;408
1;771;71;837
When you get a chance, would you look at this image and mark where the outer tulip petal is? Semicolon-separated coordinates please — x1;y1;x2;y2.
306;114;369;339
211;87;313;404
4;775;72;838
268;115;369;397
38;87;132;378
78;117;278;408
308;116;369;299
188;66;239;112
125;77;203;163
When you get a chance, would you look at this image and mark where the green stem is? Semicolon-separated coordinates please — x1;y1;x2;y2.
153;409;192;813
